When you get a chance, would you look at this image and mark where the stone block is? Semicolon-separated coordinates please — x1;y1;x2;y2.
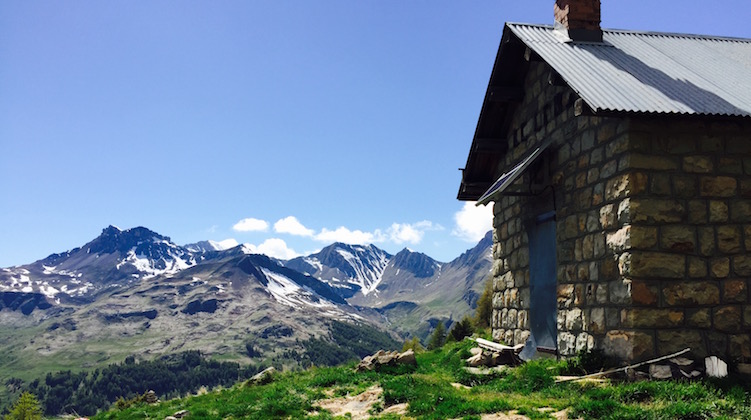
599;204;616;228
603;330;654;361
609;278;632;304
660;225;696;252
733;255;751;276
514;329;530;347
657;330;706;358
582;235;594;259
729;334;751;360
593;233;606;258
589;308;606;334
618;199;631;224
683;156;714;173
507;309;518;328
558;332;576;357
741;179;751;197
700;176;737;197
714;306;742;333
709;200;728;222
605;172;647;200
517;310;528;330
629;251;686;278
744;305;751;327
651;174;671;195
724;280;747;303
592;183;604;206
673;176;698;198
576;332;594;353
504;329;514;346
621;308;684;328
688;200;708;224
698;227;716;256
730;201;751;223
595;283;608;304
688;257;708;278
565;308;583;330
557;284;575;308
630;154;678;170
663;282;720;306
631;280;659;305
745;226;751;251
717;226;742;253
601;258;617;279
630;199;685;223
687;308;712;328
712;258;730;278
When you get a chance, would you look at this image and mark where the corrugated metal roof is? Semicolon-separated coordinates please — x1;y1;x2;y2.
508;23;751;117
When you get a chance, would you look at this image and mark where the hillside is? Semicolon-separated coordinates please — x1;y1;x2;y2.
84;339;751;420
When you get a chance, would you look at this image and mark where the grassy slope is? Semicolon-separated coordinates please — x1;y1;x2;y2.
92;339;751;420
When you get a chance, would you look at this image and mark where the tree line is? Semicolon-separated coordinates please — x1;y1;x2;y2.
5;351;262;417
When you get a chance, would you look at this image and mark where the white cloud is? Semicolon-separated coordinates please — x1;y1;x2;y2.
243;238;299;260
452;202;493;242
387;221;441;244
315;227;384;245
274;216;314;237
232;218;269;232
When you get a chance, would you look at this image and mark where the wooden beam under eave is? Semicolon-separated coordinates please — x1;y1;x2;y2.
473;137;506;153
486;86;524;103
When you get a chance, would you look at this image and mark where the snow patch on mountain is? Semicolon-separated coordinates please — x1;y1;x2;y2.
333;247;389;295
261;268;334;309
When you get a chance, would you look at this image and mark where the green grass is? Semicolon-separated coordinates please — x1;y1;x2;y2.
88;339;751;420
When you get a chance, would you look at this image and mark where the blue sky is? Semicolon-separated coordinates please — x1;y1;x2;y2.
1;1;750;266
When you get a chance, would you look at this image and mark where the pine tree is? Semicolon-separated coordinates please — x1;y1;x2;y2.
448;316;475;342
474;276;493;328
7;392;42;420
427;321;446;350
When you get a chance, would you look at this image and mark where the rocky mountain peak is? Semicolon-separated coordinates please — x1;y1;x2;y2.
389;248;438;278
87;225;173;256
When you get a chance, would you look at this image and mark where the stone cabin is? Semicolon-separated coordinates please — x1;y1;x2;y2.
458;0;751;363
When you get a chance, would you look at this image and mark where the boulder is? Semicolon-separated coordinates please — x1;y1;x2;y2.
173;410;189;418
247;367;276;386
396;349;416;366
356;349;417;372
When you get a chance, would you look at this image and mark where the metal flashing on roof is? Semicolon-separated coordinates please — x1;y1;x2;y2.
476;138;552;205
507;23;751;117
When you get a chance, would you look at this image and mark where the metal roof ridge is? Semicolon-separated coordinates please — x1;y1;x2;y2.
505;22;751;43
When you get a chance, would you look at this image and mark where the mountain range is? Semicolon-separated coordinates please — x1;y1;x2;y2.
0;225;492;380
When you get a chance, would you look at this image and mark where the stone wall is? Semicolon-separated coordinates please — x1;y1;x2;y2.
489;59;751;363
603;118;751;362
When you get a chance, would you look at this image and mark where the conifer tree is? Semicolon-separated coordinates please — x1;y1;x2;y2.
427;321;446;350
7;392;42;420
474;277;493;328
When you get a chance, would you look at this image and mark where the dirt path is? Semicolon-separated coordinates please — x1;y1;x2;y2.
315;385;407;419
315;385;570;420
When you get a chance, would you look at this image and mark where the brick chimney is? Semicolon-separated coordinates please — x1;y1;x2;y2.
554;0;603;42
